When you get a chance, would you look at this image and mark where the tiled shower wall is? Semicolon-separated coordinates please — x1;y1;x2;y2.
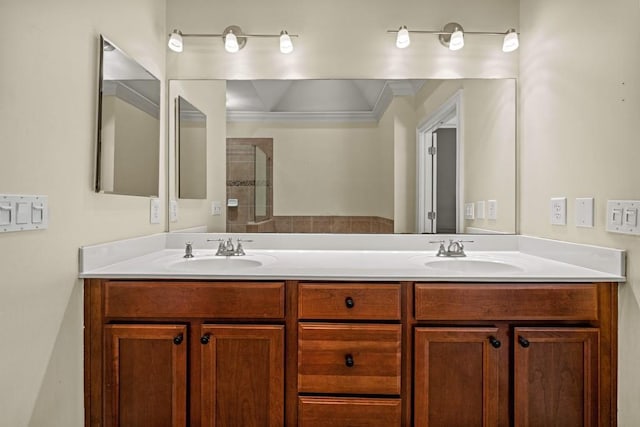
226;143;256;233
226;138;273;233
245;216;394;233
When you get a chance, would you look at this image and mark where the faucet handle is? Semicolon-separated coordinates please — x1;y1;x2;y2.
206;238;226;255
183;241;194;259
455;239;474;248
234;238;253;256
429;240;447;256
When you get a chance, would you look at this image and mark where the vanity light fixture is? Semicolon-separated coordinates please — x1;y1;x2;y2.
279;31;293;54
388;22;519;52
167;25;298;54
502;28;519;52
395;25;411;48
445;23;465;51
223;26;242;53
168;29;183;52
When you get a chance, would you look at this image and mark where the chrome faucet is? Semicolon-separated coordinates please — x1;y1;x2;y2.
207;238;253;256
429;239;474;257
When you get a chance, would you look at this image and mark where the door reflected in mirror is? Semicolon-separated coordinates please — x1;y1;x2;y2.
96;36;160;197
176;96;207;199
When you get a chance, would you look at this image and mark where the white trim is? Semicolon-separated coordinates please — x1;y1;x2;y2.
416;90;464;234
227;110;379;122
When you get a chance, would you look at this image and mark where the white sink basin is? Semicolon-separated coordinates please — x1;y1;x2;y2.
422;258;524;274
166;255;274;273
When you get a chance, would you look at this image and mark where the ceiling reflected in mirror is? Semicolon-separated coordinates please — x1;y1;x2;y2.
226;79;426;122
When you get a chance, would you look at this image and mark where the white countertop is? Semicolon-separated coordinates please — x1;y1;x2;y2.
79;233;626;283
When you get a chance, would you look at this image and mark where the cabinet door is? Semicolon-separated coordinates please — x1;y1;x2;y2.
414;327;501;427
514;327;599;427
200;325;284;427
104;324;187;427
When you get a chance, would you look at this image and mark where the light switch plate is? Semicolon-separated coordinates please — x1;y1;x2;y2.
575;197;594;228
607;200;640;235
550;197;567;225
0;194;48;232
464;202;475;220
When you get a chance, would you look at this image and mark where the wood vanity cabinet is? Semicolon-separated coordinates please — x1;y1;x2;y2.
412;282;617;427
85;280;286;427
86;279;616;427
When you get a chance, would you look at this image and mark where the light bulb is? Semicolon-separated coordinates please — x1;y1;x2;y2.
449;27;464;51
168;29;183;53
225;31;239;53
280;30;293;54
502;29;519;52
396;26;410;49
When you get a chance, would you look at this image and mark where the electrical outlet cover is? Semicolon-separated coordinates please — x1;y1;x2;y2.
487;200;497;220
550;197;567;225
150;198;161;224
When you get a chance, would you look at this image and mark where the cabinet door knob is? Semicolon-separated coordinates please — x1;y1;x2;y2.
488;336;501;349
200;333;211;345
345;296;355;309
345;354;355;367
518;336;530;348
173;334;184;345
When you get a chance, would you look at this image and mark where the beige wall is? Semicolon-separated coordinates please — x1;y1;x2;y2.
461;79;516;233
390;97;418;232
177;121;206;198
0;1;166;425
168;80;227;231
111;96;160;196
227;121;392;217
519;0;640;423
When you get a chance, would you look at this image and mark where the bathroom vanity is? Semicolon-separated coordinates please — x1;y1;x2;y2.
80;234;624;426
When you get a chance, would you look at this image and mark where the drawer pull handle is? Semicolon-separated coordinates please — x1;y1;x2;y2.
345;354;355;367
200;333;211;345
488;336;501;349
345;296;355;309
518;336;530;348
173;334;184;345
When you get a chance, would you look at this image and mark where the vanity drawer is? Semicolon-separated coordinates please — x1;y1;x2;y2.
298;283;401;320
104;281;285;319
414;283;599;321
298;397;402;427
298;323;401;395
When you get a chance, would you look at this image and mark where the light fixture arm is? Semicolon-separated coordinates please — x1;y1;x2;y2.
387;22;519;50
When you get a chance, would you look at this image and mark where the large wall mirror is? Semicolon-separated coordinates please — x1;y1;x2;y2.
95;35;160;196
224;78;516;234
176;96;207;199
